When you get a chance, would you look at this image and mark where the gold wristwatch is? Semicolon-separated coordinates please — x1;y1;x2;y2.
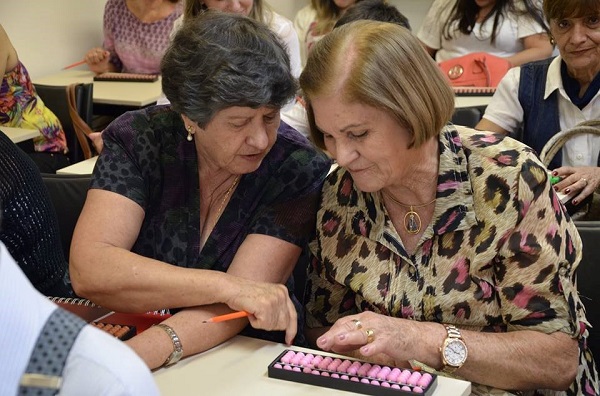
440;324;467;374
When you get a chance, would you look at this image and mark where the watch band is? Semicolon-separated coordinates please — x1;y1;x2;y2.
440;324;467;374
155;323;183;367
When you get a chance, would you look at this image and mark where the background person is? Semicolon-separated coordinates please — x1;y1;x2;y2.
85;0;182;74
300;20;597;395
294;0;362;67
418;0;553;67
171;0;301;79
0;24;69;173
477;0;600;208
71;12;330;370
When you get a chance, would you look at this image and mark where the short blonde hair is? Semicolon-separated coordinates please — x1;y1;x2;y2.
300;20;455;150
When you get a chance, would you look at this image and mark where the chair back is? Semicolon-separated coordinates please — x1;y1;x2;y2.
67;84;95;160
451;107;482;128
574;220;600;362
34;83;94;163
40;173;91;262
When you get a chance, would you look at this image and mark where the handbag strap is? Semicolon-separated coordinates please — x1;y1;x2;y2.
473;56;491;87
538;120;600;168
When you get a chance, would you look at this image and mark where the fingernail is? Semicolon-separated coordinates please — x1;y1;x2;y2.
317;337;326;346
553;186;558;191
565;189;570;194
338;333;346;341
361;346;370;354
572;200;578;205
552;171;558;176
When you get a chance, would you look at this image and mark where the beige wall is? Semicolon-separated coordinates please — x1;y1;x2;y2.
0;0;433;79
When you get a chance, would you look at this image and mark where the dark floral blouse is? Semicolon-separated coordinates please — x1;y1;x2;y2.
91;105;331;344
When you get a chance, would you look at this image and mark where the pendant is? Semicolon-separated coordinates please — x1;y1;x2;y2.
403;209;421;234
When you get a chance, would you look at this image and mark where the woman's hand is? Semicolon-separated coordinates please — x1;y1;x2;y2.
225;276;297;345
315;311;433;366
552;166;600;205
85;47;111;74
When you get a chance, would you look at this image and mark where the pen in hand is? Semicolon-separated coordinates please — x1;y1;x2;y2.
202;311;249;323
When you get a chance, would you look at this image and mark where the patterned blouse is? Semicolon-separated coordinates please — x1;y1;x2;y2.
304;125;598;395
103;0;182;74
91;105;331;343
0;62;67;153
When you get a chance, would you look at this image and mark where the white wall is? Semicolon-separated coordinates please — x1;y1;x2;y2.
0;0;433;79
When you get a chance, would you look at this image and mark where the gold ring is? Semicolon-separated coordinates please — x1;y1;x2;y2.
352;319;362;330
365;329;375;343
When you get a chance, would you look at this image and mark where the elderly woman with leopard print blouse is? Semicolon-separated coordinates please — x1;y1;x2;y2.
299;20;598;395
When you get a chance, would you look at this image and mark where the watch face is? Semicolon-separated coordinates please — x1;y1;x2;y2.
444;339;467;366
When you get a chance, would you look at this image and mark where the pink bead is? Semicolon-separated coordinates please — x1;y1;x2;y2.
361;378;370;384
351;377;360;382
370;380;380;386
398;369;412;384
327;358;343;371
391;384;401;389
303;367;312;373
311;370;320;375
283;365;292;370
317;356;333;370
312;355;323;365
407;371;422;386
376;366;392;380
347;362;361;375
387;367;402;382
341;375;349;380
413;386;424;393
381;382;391;388
356;363;372;377
331;373;340;378
321;371;330;377
338;360;352;373
292;367;301;372
281;351;294;364
367;364;382;378
402;385;412;391
273;363;282;369
417;373;433;388
291;352;305;365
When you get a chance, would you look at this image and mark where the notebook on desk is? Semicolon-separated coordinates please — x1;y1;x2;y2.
48;297;171;337
93;72;159;83
453;86;496;96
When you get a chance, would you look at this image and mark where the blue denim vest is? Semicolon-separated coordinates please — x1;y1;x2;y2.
518;57;562;169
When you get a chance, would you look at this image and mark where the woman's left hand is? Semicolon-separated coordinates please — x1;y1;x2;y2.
552;166;600;205
315;311;428;364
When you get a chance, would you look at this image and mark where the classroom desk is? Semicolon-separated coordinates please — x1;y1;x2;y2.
32;70;163;107
56;156;98;175
153;335;472;396
1;126;41;143
454;95;492;109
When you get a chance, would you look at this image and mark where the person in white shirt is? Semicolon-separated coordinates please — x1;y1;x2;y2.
0;240;159;396
171;0;301;79
476;0;600;208
294;0;359;67
417;0;553;67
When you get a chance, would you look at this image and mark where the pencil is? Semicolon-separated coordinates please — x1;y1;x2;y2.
63;60;86;70
202;311;249;323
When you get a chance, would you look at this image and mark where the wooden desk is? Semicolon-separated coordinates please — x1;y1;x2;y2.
455;95;492;109
153;336;472;396
33;70;163;107
56;156;98;175
1;126;41;143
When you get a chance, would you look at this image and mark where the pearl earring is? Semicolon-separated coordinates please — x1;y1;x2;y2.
186;125;194;141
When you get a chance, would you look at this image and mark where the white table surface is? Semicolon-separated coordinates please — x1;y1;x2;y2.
153;335;472;396
56;156;98;175
32;70;163;107
1;126;41;143
454;95;492;109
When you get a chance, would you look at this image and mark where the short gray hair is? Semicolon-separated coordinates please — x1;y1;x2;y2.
161;10;297;127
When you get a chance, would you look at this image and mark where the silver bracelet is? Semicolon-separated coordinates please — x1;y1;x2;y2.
155;323;183;367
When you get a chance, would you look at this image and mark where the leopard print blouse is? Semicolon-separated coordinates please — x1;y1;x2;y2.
305;125;598;395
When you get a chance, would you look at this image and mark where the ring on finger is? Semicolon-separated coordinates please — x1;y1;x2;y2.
581;178;588;186
352;319;362;330
365;328;375;343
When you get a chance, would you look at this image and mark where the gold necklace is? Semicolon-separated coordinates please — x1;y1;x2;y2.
383;191;436;235
212;175;240;230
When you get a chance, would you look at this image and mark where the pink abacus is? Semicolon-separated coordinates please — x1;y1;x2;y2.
268;349;437;396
